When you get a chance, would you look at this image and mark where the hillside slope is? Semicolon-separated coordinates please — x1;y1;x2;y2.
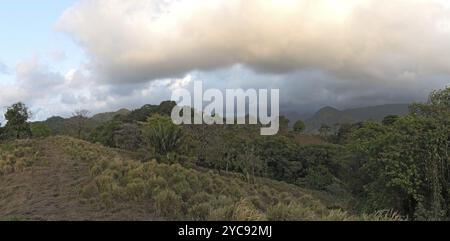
0;136;397;221
0;138;151;220
305;104;410;130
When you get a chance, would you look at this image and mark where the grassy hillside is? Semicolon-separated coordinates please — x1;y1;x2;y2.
0;136;398;221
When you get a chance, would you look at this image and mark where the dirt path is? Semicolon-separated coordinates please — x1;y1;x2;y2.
0;139;157;220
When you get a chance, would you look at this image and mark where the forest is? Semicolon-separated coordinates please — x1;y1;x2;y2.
0;87;449;221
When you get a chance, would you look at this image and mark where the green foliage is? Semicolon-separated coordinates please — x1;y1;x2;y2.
256;135;301;181
4;102;32;139
331;123;354;144
356;116;449;219
410;87;450;118
123;101;176;122
89;120;122;147
1;131;406;221
305;165;334;190
319;124;331;136
293;120;306;133
5;87;450;221
141;115;184;155
382;115;400;126
30;122;52;138
343;87;450;220
63;138;358;221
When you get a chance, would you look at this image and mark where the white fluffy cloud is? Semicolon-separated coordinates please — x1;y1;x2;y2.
58;0;450;84
0;55;188;123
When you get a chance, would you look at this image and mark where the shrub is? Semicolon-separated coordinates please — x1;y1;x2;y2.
125;179;147;201
188;203;212;221
305;165;334;190
230;199;266;221
154;189;183;219
141;115;184;155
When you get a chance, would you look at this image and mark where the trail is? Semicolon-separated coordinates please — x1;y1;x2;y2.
0;139;155;220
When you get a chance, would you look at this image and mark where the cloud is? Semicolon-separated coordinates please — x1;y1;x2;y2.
4;0;450;123
0;54;186;122
15;55;66;94
47;50;67;62
0;62;10;75
191;65;443;114
58;0;450;84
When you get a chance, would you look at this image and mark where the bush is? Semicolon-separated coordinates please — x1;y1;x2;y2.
230;199;266;221
188;203;212;221
0;142;38;176
305;165;334;190
141;115;184;155
154;189;183;219
267;202;316;221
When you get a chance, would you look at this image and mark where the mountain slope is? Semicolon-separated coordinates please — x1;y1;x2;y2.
305;104;410;130
90;108;131;123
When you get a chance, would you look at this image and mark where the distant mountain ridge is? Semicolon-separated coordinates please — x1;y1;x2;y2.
305;104;410;130
39;102;410;133
40;101;177;136
42;108;131;136
90;108;131;123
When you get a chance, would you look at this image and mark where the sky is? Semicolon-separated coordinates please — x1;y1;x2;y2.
1;0;450;123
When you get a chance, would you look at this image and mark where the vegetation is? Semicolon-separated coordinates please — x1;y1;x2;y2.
141;115;184;156
1;87;449;220
54;136;395;221
293;120;306;133
30;122;52;138
3;102;32;139
0;139;40;176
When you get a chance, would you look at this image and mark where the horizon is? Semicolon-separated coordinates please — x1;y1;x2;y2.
26;101;412;125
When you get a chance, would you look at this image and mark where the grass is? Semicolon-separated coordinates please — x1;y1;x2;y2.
0;136;402;221
0;139;40;176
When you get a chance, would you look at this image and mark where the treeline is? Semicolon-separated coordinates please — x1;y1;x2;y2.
1;87;449;220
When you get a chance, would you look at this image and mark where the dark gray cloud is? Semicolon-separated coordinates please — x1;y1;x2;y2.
192;65;447;115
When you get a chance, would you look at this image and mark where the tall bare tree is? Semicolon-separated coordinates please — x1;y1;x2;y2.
72;109;90;139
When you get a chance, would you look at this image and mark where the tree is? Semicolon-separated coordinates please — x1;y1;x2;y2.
411;87;450;116
4;102;32;139
256;135;301;181
293;120;306;133
333;123;354;144
72;109;90;139
345;87;450;219
89;120;121;147
30;122;52;138
114;123;142;150
142;115;184;155
0;123;4;141
350;116;449;219
382;115;400;126
318;124;331;137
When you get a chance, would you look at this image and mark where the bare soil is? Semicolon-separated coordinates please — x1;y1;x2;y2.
0;139;156;221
